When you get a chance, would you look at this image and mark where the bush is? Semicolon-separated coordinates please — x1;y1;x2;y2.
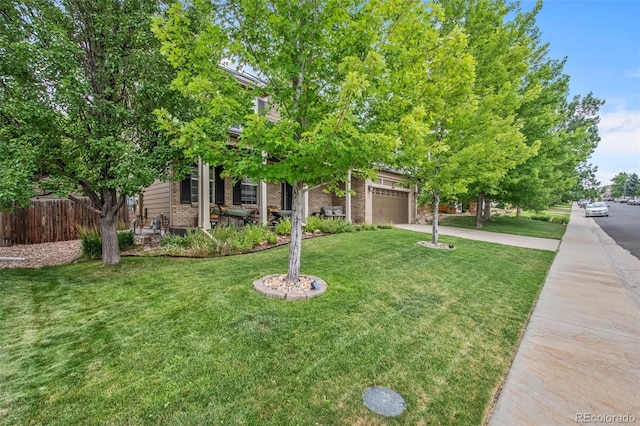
160;233;189;249
530;213;551;222
77;226;102;260
77;226;134;260
118;231;134;251
529;213;568;225
551;215;569;225
305;215;324;233
318;218;354;233
302;216;355;233
355;223;377;231
158;225;280;257
209;225;238;242
242;224;274;246
274;219;291;235
266;233;278;244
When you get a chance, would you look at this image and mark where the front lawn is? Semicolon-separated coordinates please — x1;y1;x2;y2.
0;229;554;425
440;214;567;240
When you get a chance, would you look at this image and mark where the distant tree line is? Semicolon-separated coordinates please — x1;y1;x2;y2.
609;173;640;198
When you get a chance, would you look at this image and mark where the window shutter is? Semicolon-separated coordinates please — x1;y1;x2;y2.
282;183;293;210
180;176;191;204
215;166;225;205
233;180;242;205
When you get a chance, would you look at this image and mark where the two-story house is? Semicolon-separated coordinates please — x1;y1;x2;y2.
140;67;416;231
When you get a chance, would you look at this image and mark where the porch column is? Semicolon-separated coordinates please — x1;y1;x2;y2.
199;158;211;229
260;151;268;225
365;178;374;224
303;185;309;219
259;180;268;225
345;171;352;222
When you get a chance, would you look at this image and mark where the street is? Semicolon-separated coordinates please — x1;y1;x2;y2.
591;201;640;260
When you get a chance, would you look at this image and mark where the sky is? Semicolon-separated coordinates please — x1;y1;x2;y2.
520;0;640;186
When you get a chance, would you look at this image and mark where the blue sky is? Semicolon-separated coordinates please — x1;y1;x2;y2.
520;0;640;186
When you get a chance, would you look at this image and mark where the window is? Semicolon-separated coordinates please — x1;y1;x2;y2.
180;165;214;204
282;183;293;210
233;177;258;205
256;98;266;113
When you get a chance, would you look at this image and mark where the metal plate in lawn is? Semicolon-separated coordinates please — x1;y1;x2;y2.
362;386;407;417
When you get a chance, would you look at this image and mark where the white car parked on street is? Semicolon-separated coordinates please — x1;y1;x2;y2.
585;201;609;217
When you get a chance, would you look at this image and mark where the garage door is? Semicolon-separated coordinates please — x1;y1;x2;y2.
372;188;409;224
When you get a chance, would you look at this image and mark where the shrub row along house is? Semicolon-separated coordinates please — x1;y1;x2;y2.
140;67;417;232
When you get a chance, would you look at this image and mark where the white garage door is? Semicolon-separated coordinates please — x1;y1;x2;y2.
372;188;409;224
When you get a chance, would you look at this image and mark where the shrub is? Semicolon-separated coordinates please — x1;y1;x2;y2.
530;213;551;222
320;218;354;234
302;216;355;233
210;225;238;242
118;231;134;251
77;226;134;260
305;215;324;232
266;233;278;244
274;219;291;235
242;224;273;246
355;223;377;231
160;229;215;256
158;225;280;257
77;225;102;260
551;215;569;225
160;233;189;249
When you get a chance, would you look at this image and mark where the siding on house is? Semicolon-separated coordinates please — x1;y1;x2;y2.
141;180;170;226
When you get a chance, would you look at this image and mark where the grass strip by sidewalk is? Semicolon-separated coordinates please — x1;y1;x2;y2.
440;214;567;240
0;229;554;425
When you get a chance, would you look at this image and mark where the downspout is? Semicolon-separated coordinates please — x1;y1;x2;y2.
346;170;352;223
260;151;268;225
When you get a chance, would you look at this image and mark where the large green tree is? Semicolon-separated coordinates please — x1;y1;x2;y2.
560;93;604;201
610;172;630;198
626;173;640;196
0;0;184;264
154;0;398;283
497;44;571;214
367;1;477;245
438;0;540;228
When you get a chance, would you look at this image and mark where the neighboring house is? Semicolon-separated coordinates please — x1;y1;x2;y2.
140;68;416;230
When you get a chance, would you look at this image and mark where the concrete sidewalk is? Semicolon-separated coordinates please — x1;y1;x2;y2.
395;223;560;251
487;205;640;425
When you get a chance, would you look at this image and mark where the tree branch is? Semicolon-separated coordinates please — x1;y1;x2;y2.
68;193;102;215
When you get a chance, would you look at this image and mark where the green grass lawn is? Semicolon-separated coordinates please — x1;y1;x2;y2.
541;203;572;215
440;215;567;240
0;230;555;425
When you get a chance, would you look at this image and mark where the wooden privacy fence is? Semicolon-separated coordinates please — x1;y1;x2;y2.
0;198;130;246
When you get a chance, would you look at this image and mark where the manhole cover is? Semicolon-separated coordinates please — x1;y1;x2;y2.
363;386;406;417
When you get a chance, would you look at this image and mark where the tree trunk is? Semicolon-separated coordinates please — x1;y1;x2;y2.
286;181;305;283
475;193;484;228
100;213;120;265
432;189;440;245
516;206;522;218
483;197;491;220
99;188;125;265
